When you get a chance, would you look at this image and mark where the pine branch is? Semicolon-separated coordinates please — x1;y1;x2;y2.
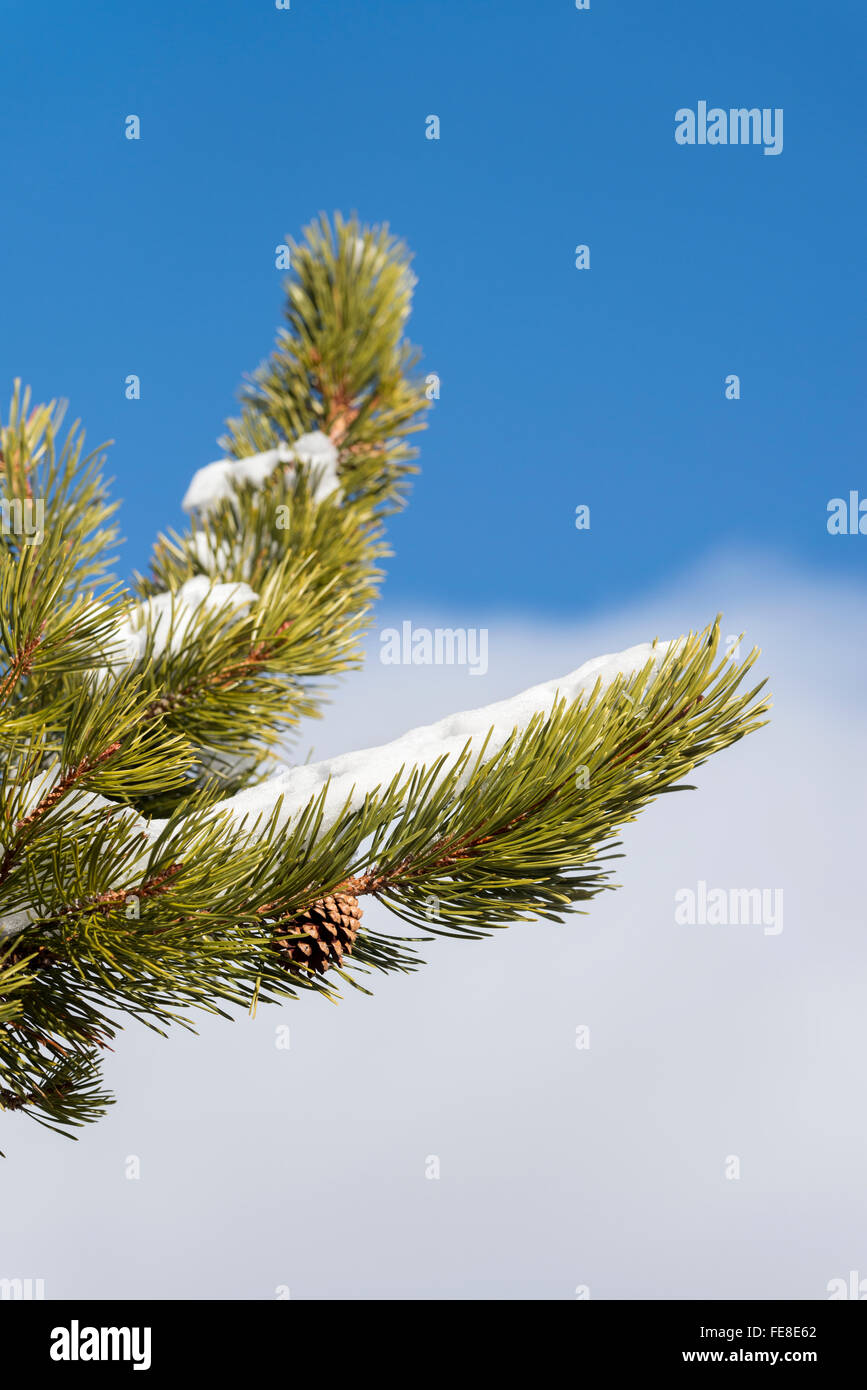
0;217;771;1141
130;218;429;791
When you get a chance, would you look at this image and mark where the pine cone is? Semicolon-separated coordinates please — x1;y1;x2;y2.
273;891;363;975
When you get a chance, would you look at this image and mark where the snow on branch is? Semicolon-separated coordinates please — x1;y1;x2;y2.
181;431;341;515
151;637;678;843
87;577;258;688
0;769;152;939
1;638;675;941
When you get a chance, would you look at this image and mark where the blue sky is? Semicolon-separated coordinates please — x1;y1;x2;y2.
1;0;864;617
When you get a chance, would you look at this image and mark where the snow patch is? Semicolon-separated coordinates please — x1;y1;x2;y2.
181;432;340;516
88;577;258;687
152;638;678;843
0;770;155;939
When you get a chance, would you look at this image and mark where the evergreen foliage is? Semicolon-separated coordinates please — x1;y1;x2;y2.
0;215;770;1141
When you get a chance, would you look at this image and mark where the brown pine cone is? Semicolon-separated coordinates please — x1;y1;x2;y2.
273;891;363;975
